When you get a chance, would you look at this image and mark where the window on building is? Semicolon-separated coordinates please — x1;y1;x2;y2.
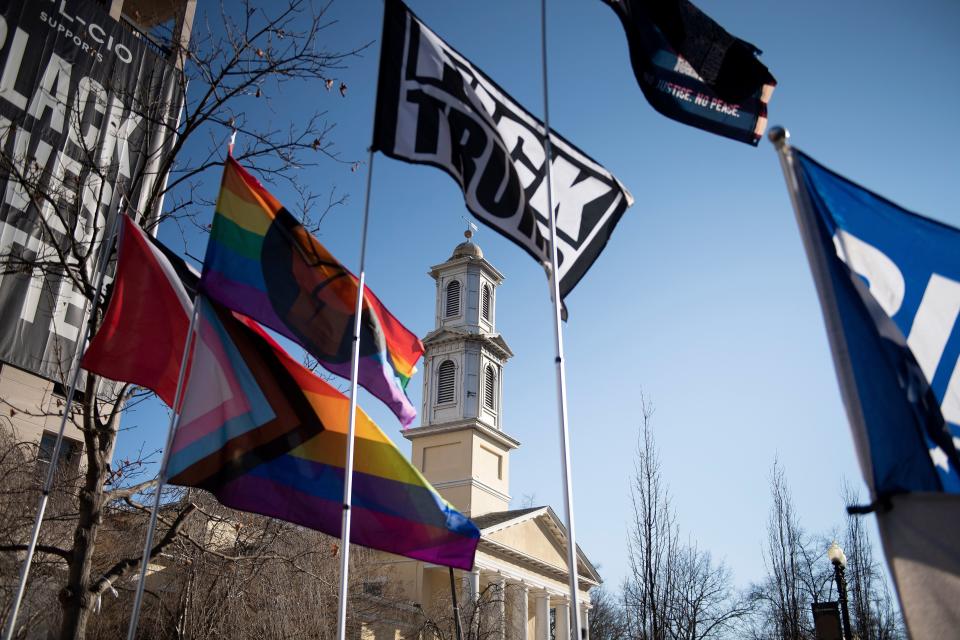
445;280;461;317
437;360;456;404
37;431;81;472
363;579;386;598
481;284;492;321
52;381;87;407
484;365;497;411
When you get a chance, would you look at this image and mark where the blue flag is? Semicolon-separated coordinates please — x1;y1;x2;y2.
792;150;960;495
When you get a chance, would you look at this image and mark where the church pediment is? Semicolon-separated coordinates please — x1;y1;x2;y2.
488;335;513;358
473;507;601;586
421;327;469;345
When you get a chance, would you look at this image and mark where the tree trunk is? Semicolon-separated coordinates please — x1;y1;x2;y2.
58;378;113;640
58;450;108;639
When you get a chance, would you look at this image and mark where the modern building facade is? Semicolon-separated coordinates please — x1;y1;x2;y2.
0;0;195;465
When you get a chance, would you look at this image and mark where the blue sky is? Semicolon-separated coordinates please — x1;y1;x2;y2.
117;0;960;592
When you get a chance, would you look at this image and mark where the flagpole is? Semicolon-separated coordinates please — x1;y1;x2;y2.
539;0;583;636
1;206;124;640
449;567;465;640
336;147;375;640
336;1;389;629
769;126;876;496
125;298;200;640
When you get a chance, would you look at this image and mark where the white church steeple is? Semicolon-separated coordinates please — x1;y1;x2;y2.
404;230;519;517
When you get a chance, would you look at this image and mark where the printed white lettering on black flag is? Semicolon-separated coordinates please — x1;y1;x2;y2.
372;0;634;303
602;0;776;146
0;0;181;381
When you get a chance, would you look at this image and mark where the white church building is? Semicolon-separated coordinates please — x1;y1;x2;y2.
369;234;601;639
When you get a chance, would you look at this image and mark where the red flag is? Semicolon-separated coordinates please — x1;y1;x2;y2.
81;216;193;407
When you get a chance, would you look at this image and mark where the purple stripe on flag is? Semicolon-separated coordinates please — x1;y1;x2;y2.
215;473;479;569
201;270;417;427
323;353;417;427
200;271;289;338
246;452;468;530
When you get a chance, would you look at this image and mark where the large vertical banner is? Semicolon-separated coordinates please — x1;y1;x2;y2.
0;0;181;381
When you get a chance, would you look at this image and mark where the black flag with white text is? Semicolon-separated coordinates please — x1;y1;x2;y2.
0;0;181;381
603;0;776;146
373;0;634;304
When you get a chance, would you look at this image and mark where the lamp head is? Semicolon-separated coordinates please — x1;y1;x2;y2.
827;541;847;567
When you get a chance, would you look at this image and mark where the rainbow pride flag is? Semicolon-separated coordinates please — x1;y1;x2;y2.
200;157;423;426
167;298;479;569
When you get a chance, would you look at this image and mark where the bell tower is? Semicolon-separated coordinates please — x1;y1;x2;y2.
404;229;519;517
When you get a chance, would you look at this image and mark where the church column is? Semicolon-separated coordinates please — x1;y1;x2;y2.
495;576;506;640
580;604;590;640
463;567;481;638
462;568;481;603
555;598;571;640
534;592;550;640
512;583;529;640
470;569;481;603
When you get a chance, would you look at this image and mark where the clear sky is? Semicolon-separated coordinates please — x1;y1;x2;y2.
115;0;960;594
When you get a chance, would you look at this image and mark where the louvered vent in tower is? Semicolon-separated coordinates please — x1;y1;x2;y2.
445;280;461;317
437;360;456;404
484;365;496;411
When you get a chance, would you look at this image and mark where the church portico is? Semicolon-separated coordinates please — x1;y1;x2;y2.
424;562;587;640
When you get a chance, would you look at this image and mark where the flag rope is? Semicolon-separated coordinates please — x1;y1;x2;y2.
539;0;583;636
2;205;124;640
124;297;201;640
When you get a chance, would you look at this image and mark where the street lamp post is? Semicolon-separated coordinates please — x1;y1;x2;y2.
827;542;852;640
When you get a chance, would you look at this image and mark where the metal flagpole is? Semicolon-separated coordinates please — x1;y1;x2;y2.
769;126;876;495
125;298;200;640
1;205;124;640
335;0;389;626
449;567;465;640
539;0;583;636
335;148;376;640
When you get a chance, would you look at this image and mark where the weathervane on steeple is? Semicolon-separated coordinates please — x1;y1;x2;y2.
462;216;478;242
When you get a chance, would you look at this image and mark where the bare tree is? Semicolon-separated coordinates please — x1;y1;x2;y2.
742;467;906;640
670;545;748;640
415;578;539;640
589;586;627;640
743;461;827;640
622;399;746;640
73;490;419;640
0;425;81;637
0;2;366;638
622;400;677;640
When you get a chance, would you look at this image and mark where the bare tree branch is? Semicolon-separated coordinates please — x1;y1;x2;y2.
89;503;197;597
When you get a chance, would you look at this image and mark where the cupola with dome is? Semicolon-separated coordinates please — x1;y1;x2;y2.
403;227;517;516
